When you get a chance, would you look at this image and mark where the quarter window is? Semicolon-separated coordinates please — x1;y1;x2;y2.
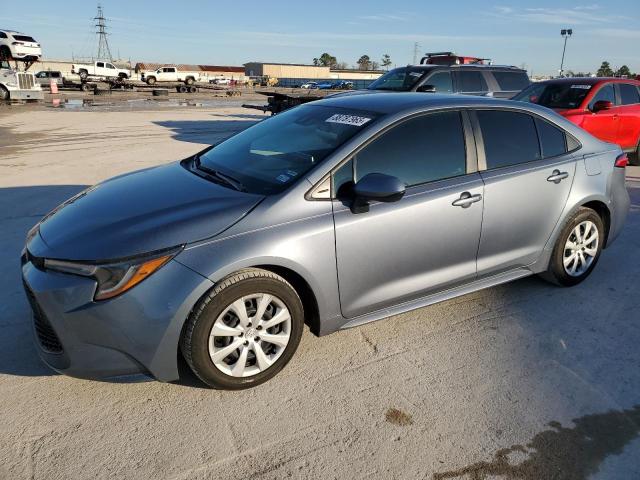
424;72;453;93
492;71;530;91
535;118;567;158
96;62;104;68
619;84;640;105
477;110;541;169
455;71;488;93
0;32;7;39
588;84;615;109
351;111;467;188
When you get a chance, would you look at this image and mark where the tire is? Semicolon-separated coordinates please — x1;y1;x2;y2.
0;85;9;101
189;85;197;94
180;268;304;390
0;46;11;61
152;89;169;96
185;77;195;86
541;207;604;287
177;85;188;93
80;83;91;92
146;76;156;85
79;70;88;81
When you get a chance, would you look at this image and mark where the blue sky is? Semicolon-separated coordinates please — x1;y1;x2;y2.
4;0;639;75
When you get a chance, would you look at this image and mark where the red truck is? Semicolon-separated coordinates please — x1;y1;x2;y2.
514;77;640;165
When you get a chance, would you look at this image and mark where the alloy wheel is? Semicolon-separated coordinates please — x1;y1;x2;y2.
563;220;599;277
208;293;292;377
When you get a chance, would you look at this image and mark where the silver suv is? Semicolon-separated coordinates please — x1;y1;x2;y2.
23;93;629;389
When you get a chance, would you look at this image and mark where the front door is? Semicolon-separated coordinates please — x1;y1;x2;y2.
582;83;620;144
473;109;577;275
332;110;484;318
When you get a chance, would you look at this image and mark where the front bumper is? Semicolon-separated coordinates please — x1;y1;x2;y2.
22;257;213;382
8;89;44;101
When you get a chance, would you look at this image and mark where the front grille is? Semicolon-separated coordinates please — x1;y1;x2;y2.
23;282;63;354
17;73;35;90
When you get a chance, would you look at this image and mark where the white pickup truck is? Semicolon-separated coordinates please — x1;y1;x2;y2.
0;61;44;101
71;61;130;81
141;66;199;85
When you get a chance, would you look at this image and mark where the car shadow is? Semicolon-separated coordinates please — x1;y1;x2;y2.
153;118;260;145
0;185;88;377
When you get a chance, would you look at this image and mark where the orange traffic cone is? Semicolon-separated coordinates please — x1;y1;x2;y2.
50;78;58;94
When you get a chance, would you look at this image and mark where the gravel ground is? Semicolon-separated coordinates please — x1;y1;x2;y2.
1;104;639;480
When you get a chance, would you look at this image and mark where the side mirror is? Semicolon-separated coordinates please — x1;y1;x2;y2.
416;84;436;93
352;173;405;213
592;100;613;112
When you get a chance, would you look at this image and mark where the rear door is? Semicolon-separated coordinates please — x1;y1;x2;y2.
582;83;619;143
614;83;640;150
332;110;484;318
473;109;578;275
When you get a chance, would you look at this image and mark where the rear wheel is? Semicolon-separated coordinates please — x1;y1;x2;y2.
541;207;604;286
185;77;194;85
79;70;88;81
146;76;156;85
180;268;304;389
0;46;11;62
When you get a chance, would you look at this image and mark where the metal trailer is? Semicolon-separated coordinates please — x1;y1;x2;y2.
242;89;338;115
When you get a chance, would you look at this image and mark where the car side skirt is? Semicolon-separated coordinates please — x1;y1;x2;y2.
339;267;532;330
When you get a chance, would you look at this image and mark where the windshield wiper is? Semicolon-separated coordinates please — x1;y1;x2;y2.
193;155;247;192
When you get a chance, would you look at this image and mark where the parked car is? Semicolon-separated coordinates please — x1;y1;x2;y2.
364;64;530;98
209;77;231;85
0;30;42;61
34;70;63;87
513;77;640;165
141;66;199;85
72;61;130;81
23;93;630;389
316;81;335;90
300;81;318;89
333;80;354;90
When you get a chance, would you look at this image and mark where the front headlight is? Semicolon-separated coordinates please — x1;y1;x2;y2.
44;247;183;301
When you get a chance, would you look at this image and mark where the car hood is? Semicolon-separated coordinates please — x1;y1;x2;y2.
32;162;264;261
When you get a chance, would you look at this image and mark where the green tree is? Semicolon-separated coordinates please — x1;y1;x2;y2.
615;65;631;77
381;54;392;70
312;58;319;66
318;52;337;68
357;55;371;70
596;61;614;77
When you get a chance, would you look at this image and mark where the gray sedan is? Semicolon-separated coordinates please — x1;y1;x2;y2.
22;93;630;389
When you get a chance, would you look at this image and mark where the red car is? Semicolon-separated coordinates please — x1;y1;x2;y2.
514;78;640;165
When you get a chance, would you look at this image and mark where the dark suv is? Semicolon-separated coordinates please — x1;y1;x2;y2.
366;64;530;99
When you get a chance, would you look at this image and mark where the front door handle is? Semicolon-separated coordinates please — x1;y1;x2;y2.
547;169;569;184
452;191;482;208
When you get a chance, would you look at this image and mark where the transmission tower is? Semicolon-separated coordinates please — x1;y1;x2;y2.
95;4;113;61
413;42;420;65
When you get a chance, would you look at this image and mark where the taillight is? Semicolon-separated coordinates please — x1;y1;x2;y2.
615;153;629;168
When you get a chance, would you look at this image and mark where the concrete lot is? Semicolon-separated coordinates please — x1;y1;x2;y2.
1;103;639;480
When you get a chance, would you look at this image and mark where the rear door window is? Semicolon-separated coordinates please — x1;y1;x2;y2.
455;71;488;93
424;71;453;93
96;62;104;68
492;71;529;91
477;110;541;169
535;118;567;158
619;84;640;105
352;111;467;187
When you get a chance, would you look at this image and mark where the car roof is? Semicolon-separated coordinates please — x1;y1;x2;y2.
402;64;526;72
535;77;640;86
317;92;530;114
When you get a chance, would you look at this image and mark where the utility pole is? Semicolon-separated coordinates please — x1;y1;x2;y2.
95;4;113;62
559;28;572;77
413;42;420;65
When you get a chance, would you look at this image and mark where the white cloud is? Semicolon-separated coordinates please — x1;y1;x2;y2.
356;13;410;22
489;5;626;25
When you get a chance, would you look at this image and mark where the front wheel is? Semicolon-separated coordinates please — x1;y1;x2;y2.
180;268;304;389
79;70;88;81
0;85;9;101
185;77;195;85
146;76;156;85
541;207;604;286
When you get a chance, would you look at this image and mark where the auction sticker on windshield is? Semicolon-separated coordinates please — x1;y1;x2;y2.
326;114;372;127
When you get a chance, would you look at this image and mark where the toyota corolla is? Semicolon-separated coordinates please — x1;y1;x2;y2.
22;93;630;389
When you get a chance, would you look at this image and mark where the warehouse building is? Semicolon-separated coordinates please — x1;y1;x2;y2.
244;62;384;89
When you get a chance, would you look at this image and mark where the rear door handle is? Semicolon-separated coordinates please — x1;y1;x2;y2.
547;169;569;184
452;191;482;208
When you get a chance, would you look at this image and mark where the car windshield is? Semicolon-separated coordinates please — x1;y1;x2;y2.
367;67;428;91
513;82;593;109
197;105;380;195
